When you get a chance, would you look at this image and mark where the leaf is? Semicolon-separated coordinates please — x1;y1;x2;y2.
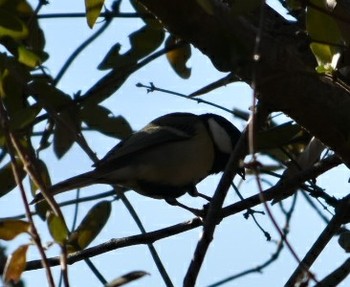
85;0;105;28
0;60;31;116
0;8;28;40
310;43;340;73
0;160;26;198
80;105;132;139
47;212;69;245
9;104;41;131
53;108;80;158
68;201;111;251
105;271;149;287
306;0;344;72
98;25;164;70
0;220;30;240
256;122;304;150
165;35;191;79
17;45;42;68
28;79;72;111
30;159;51;194
3;244;29;284
339;231;350;252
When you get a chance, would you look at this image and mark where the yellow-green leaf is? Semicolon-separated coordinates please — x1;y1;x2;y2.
306;0;344;72
3;245;29;283
17;45;42;68
68;201;111;251
85;0;105;28
47;211;69;245
165;35;191;79
0;220;30;240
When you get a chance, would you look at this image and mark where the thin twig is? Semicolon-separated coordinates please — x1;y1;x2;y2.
136;82;234;114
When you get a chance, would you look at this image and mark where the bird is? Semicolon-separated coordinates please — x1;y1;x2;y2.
32;112;243;214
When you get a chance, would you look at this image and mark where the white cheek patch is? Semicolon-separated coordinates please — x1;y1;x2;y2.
208;118;232;153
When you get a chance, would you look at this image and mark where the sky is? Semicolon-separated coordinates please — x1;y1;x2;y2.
2;0;350;287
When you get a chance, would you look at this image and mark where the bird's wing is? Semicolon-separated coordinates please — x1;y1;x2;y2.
95;113;199;168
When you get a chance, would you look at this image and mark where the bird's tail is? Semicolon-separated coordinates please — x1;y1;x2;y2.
31;170;96;204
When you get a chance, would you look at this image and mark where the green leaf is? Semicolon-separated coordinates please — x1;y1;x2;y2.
80;105;132;139
0;220;30;240
17;45;42;68
0;160;26;197
47;212;69;245
3;245;29;284
84;0;105;28
105;271;149;287
68;201;111;251
0;8;28;39
165;35;191;79
306;0;344;72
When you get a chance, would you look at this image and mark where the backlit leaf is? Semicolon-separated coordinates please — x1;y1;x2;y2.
47;211;69;245
68;201;111;251
165;35;191;79
17;45;42;68
0;220;30;240
306;0;344;72
3;245;29;283
85;0;105;28
30;159;51;194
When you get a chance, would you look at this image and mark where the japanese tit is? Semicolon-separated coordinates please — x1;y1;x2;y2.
32;113;242;209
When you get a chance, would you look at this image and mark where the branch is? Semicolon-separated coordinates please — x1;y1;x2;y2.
25;154;341;272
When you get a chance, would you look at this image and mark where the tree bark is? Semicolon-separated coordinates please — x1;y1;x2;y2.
138;0;350;166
